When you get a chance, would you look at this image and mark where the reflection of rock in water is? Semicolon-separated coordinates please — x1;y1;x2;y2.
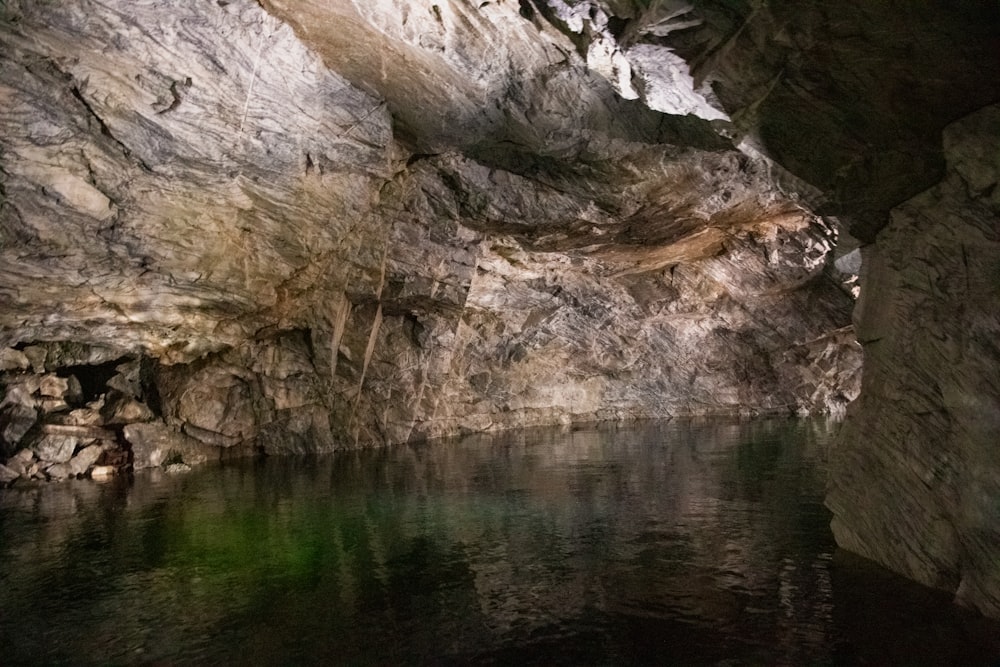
3;418;997;664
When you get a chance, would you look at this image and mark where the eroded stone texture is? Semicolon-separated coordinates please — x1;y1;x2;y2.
0;0;394;361
828;105;1000;617
338;151;857;445
124;422;218;469
542;1;1000;239
0;0;864;471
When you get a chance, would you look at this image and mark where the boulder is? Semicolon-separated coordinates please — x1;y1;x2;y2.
68;444;105;477
33;434;80;464
6;449;37;476
45;462;75;480
64;375;84;406
21;347;47;374
100;393;156;425
34;374;82;413
174;368;261;445
0;404;38;454
106;359;145;399
63;400;106;427
1;377;41;408
37;398;70;414
38;374;69;398
0;348;30;372
90;465;116;479
0;463;20;485
124;422;219;469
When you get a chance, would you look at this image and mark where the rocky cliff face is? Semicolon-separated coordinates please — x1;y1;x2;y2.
827;105;1000;618
0;0;997;617
0;0;860;478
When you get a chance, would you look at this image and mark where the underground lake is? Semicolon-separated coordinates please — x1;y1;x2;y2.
1;417;998;665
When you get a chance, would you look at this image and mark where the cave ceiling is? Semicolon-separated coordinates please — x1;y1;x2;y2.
0;0;996;443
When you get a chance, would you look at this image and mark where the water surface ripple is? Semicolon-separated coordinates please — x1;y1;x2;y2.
1;418;998;665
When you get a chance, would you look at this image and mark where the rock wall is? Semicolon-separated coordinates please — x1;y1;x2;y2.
0;0;863;484
827;105;1000;617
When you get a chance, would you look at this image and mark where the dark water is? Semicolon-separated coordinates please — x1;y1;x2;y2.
1;418;998;666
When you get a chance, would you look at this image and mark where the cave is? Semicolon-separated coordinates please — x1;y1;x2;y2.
1;0;999;659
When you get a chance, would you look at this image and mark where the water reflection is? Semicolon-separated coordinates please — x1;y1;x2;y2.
1;418;997;665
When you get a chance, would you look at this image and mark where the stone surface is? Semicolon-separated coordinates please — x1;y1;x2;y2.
44;461;75;480
90;465;116;479
38;374;69;399
5;448;34;477
828;105;1000;618
67;443;104;477
124;422;219;469
99;393;155;425
0;348;29;371
21;346;47;373
0;462;19;485
1;0;394;362
32;434;79;464
0;0;862;454
0;403;37;454
63;401;106;427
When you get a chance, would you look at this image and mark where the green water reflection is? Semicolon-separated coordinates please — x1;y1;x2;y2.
1;418;997;665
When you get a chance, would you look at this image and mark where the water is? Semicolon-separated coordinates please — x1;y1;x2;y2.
1;418;998;666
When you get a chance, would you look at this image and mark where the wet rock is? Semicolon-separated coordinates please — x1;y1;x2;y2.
94;444;130;471
45;462;75;480
124;422;219;469
6;448;36;477
0;0;861;458
0;463;20;485
90;465;116;479
33;434;80;464
68;444;105;477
